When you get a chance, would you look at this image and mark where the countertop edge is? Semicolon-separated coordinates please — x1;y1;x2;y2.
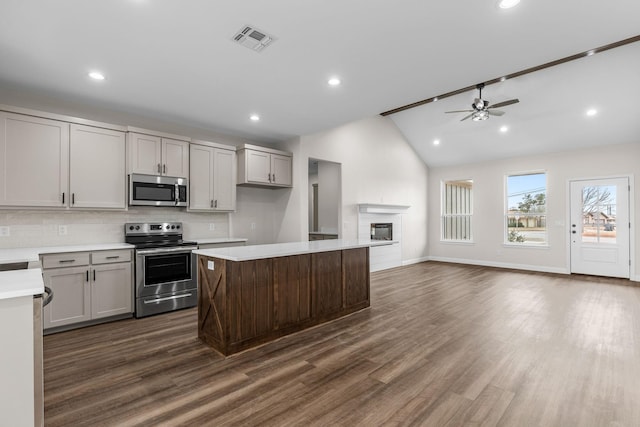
194;240;396;262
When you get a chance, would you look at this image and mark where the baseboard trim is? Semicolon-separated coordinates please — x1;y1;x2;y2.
402;256;430;267
426;256;570;275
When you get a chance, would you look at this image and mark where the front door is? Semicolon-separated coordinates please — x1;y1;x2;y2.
570;177;630;278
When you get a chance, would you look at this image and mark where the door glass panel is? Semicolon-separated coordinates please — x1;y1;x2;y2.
144;253;191;286
581;185;616;244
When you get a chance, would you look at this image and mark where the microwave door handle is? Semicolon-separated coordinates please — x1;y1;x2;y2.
175;183;179;205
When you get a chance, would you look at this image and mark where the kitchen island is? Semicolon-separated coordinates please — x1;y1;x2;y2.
194;240;390;356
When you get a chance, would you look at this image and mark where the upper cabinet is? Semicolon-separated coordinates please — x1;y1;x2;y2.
0;112;69;207
127;131;189;178
189;141;236;211
0;111;126;209
70;124;126;209
237;144;292;188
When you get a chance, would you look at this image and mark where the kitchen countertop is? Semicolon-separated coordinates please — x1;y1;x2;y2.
194;239;395;262
0;268;44;300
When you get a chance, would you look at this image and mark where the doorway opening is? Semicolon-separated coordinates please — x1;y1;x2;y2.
308;158;341;240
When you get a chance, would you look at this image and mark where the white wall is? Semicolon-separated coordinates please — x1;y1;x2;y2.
428;142;640;279
275;115;429;265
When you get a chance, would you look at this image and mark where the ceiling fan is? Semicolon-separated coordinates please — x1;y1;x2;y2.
445;83;519;121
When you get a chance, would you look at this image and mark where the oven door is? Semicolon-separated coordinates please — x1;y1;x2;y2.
135;246;197;298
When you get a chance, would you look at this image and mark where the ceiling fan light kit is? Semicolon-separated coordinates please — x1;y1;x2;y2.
445;83;519;122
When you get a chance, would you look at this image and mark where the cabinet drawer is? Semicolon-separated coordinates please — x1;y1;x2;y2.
41;252;90;269
91;250;132;265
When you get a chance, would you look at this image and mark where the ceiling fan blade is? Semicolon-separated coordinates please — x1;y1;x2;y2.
445;109;474;114
460;113;474;121
488;110;505;116
489;99;519;109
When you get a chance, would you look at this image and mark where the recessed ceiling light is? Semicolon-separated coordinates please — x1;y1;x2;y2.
500;126;509;133
433;139;440;146
433;97;439;102
88;71;105;80
249;114;260;122
586;109;597;117
328;77;341;86
498;0;520;9
500;76;507;82
586;50;595;57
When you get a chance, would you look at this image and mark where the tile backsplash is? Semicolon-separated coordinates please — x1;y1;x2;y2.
0;207;229;248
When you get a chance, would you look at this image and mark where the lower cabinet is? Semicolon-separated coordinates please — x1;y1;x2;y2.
42;249;133;331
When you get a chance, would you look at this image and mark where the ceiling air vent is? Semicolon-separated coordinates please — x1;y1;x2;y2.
232;25;275;52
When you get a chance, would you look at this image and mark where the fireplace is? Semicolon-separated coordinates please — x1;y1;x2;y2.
370;223;393;241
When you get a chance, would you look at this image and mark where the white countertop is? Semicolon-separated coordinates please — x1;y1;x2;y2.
0;268;44;300
195;237;248;245
194;239;396;262
0;243;134;265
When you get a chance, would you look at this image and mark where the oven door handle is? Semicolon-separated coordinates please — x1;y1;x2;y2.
136;246;198;255
143;293;193;304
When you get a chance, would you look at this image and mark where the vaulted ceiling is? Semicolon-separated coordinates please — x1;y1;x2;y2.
0;1;638;167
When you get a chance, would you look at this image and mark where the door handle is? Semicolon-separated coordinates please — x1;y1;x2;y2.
210;200;213;208
268;173;271;182
163;164;166;174
86;270;89;282
72;193;75;205
62;192;65;204
272;174;275;182
572;230;577;234
214;200;218;208
157;163;161;174
93;269;96;281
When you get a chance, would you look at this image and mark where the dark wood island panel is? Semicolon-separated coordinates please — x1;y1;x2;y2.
198;247;370;356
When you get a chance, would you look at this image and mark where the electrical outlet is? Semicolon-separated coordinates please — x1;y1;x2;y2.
0;226;10;237
209;223;215;231
250;222;256;230
58;225;68;236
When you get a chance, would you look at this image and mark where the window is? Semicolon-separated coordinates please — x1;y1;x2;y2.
441;179;473;241
506;172;547;245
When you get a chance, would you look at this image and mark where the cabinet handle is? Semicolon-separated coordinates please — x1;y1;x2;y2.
210;200;213;208
272;173;276;182
268;173;271;182
214;200;218;208
58;259;76;264
62;192;65;204
72;193;75;205
86;270;89;282
105;256;120;260
93;270;96;281
163;164;166;174
157;163;161;174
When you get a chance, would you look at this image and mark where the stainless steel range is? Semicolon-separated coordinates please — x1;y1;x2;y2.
125;222;198;318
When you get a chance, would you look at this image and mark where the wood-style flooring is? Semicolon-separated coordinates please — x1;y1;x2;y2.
43;262;640;426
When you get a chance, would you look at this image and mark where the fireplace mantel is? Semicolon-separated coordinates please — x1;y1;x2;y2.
358;204;410;214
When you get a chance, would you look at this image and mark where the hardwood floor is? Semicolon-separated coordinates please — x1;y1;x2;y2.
43;262;640;426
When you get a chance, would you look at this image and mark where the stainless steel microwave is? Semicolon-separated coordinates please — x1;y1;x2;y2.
129;174;188;207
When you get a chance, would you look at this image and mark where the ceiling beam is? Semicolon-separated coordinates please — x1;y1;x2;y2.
380;34;640;117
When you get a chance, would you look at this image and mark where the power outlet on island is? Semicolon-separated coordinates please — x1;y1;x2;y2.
207;260;215;270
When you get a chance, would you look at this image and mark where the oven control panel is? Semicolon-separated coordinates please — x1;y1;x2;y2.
125;222;182;236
